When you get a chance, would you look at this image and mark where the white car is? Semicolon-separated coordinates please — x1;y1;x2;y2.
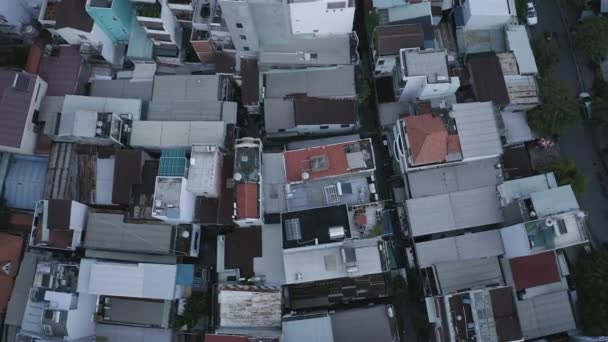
527;2;538;26
579;92;593;118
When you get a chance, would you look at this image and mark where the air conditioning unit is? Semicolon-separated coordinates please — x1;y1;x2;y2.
329;226;345;240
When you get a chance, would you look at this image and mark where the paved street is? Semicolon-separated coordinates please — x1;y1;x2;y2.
530;0;608;245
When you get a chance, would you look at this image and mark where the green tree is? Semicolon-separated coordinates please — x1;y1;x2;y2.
173;293;207;330
359;79;372;104
532;39;559;76
576;16;608;62
527;78;580;136
575;250;608;336
366;10;380;36
592;98;608;127
515;0;527;21
549;159;587;196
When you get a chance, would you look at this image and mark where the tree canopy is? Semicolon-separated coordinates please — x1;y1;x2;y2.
576;16;608;61
532;39;559;77
575;249;608;336
548;159;587;196
527;78;580;136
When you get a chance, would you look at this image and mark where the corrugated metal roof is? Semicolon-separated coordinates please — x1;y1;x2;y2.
262;153;287;214
506;25;538;75
516;290;576;339
264;98;295;132
509;251;560;291
62;95;142;120
0;70;38;148
218;285;282;328
406;185;503;237
146;100;225;121
260;34;353;66
84;212;173;254
452;102;503;159
408;157;503;198
89;79;153;101
4;155;48;210
265;66;355;99
331;305;396;342
530;185;579;217
78;258;177;300
501;111;536;145
435;257;504;294
415;230;504;267
282;314;334;342
129;121;226;148
152;75;220;102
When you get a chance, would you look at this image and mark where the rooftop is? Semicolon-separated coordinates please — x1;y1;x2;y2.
259;34;356;66
95;296;170;328
401;48;449;83
500;211;588;258
38;46;85;96
451;102;503;159
0;234;24;315
434;257;504;294
515;290;576;339
501;110;536;145
498;173;558;207
56;0;93;31
264;66;356;99
129;121;226;148
77;258;178;300
0;70;38;148
152;176;194;222
235;183;259;220
407;157;503;198
262;153;288;214
283;237;385;285
112;149;145;205
187;145;223;197
404;114;449;165
509;251;561;291
293;97;357;125
89;79;153;101
234;138;262;182
505;25;538;75
281;205;351;249
84;212;176;254
217;284;282;328
283;139;375;183
467;53;510;106
224;227;262;279
530;185;579;217
415;230;504;268
406;185;503;237
376;24;425;56
440;287;523;342
241;57;259;106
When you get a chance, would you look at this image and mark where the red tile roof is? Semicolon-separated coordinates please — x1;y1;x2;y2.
404;114;448;165
0;233;24;315
205;334;248;342
9;213;33;234
236;183;259;219
509;251;561;291
284;140;371;182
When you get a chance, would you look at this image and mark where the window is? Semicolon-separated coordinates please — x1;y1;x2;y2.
243;46;250;51
341;124;351;128
236;23;243;28
78;34;88;40
285;219;302;241
240;35;247;40
320;125;329;129
327;1;346;9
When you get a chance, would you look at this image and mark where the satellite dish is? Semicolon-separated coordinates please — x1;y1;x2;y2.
181;230;190;239
301;172;310;180
233;172;242;181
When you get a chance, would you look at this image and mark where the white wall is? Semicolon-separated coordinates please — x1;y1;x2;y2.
219;0;260;52
69;201;89;231
463;0;512;30
0;0;32;33
2;77;48;155
65;293;97;340
399;76;459;102
179;178;196;223
289;0;354;35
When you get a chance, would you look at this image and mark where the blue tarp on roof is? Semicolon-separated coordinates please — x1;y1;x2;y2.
176;264;195;286
3;155;48;210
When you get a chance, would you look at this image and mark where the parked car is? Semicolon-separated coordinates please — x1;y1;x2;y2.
527;2;538;26
579;92;593;118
